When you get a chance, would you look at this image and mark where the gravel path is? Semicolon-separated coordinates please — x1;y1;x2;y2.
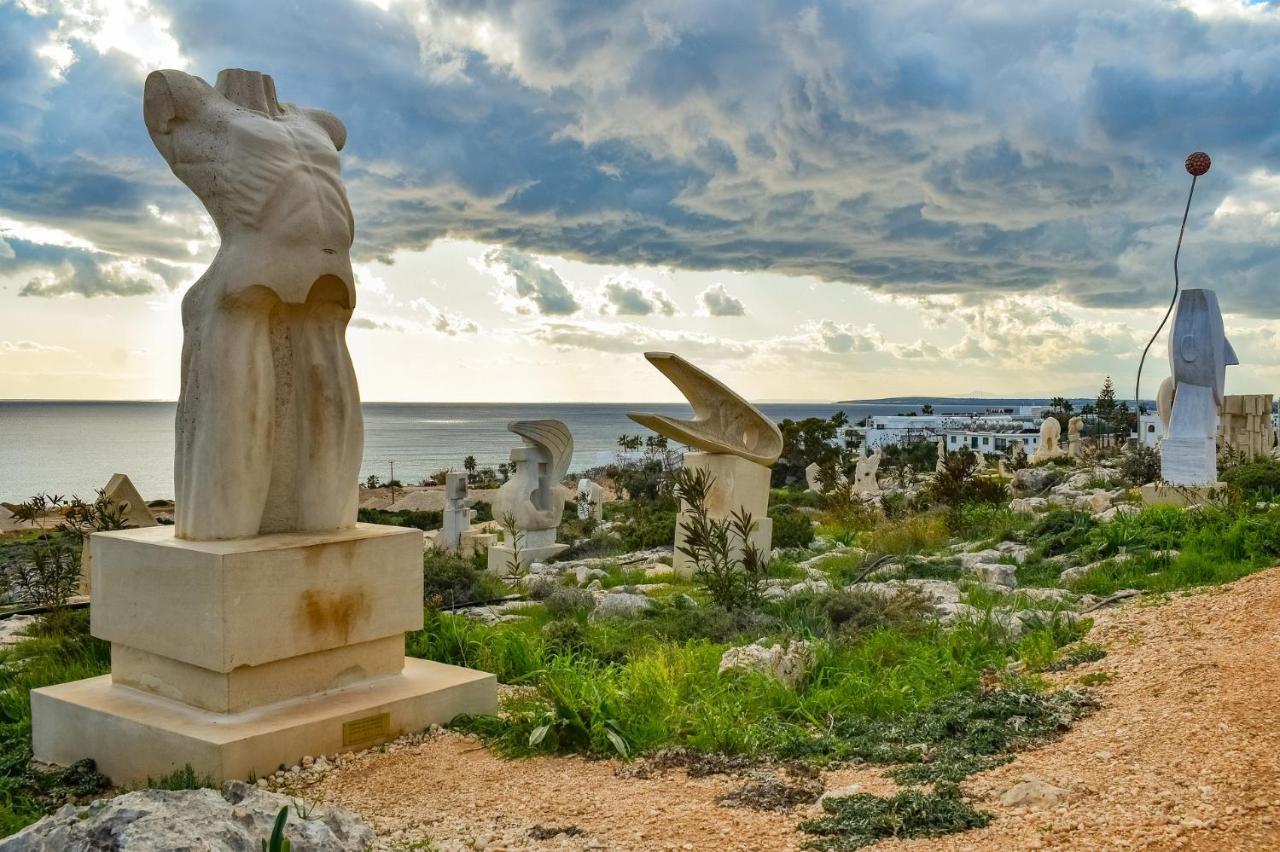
282;566;1280;850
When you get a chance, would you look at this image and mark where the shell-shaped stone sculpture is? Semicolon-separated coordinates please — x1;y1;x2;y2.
627;352;783;466
508;419;574;483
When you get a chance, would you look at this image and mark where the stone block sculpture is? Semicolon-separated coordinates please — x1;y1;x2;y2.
1218;394;1274;459
488;420;574;575
1155;289;1237;485
31;68;495;786
629;352;783;577
439;472;470;553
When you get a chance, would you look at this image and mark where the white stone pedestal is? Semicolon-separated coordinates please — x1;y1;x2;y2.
486;527;566;575
674;452;773;578
1139;482;1227;507
32;524;496;785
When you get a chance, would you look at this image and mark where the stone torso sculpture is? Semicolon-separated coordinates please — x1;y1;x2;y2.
1038;417;1061;456
144;68;362;539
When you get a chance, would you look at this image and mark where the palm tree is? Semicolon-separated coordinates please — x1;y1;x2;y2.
921;403;934;415
463;455;477;482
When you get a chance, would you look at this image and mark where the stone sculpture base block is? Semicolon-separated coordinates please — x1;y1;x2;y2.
487;540;568;575
32;658;495;785
674;452;773;578
1140;482;1227;507
1159;437;1217;487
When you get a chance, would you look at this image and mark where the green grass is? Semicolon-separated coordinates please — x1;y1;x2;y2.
0;610;112;833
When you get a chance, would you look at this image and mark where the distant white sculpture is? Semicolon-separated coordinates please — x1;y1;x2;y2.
489;420;574;573
851;451;881;494
576;478;605;521
935;437;946;473
804;462;824;492
1031;416;1062;462
439;472;470;553
1067;416;1084;458
629;353;782;577
145;68;361;540
1157;289;1237;485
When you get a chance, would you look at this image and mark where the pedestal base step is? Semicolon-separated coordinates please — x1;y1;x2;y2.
31;658;496;785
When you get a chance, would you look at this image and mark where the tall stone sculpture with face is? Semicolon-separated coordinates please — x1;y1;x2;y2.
1158;289;1238;485
143;68;362;540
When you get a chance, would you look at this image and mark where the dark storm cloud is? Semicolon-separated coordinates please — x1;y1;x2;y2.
2;0;1280;315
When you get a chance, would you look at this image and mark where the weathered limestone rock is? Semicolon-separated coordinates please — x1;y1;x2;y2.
1012;467;1059;495
145;68;362;541
719;640;815;689
1001;776;1069;809
629;353;782;577
594;592;653;619
1009;496;1048;513
488;420;573;574
3;781;373;851
1157;289;1237;486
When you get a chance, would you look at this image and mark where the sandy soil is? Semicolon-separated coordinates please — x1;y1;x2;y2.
287;567;1280;851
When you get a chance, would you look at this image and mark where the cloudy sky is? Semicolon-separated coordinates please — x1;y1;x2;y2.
2;0;1280;403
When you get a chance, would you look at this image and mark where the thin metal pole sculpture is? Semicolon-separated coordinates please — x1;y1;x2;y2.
1135;151;1212;420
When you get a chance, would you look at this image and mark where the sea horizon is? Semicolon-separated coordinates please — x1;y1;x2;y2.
0;397;1086;504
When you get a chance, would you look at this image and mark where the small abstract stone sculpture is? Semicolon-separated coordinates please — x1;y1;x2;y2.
851;451;881;494
1031;416;1062;462
488;420;574;573
1067;416;1084;458
936;437;946;473
629;353;782;577
439;472;470;553
144;68;362;540
576;478;605;521
1156;289;1237;485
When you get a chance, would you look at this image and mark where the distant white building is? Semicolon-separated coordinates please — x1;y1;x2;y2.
862;411;1027;450
945;426;1041;456
1137;413;1162;448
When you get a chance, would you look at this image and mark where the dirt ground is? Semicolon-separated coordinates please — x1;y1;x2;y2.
295;566;1280;851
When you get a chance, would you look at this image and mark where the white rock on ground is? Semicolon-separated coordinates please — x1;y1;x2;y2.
1009;496;1048;513
593;592;653;618
973;563;1018;588
718;640;815;689
3;781;373;851
1000;775;1070;809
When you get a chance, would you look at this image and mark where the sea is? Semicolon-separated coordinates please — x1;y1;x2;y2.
0;399;1062;503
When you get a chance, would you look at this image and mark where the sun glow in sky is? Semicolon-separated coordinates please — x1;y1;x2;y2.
3;0;1280;402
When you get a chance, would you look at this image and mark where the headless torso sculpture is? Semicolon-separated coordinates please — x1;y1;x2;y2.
144;68;362;539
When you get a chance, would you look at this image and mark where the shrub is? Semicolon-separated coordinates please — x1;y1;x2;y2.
1119;445;1161;487
819;587;931;641
800;783;992;850
864;513;949;555
357;507;442;530
1221;460;1280;502
423;551;505;608
925;451;1009;511
769;505;816;549
672;467;770;611
1028;509;1096;557
543;587;596;619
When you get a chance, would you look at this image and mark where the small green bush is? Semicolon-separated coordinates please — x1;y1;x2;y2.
1222;460;1280;501
800;783;992;850
423;551;506;608
1119;444;1161;487
769;505;816;549
357;507;442;530
543;587;596;619
819;587;931;641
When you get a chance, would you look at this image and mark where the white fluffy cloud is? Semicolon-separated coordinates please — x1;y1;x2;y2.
698;283;746;317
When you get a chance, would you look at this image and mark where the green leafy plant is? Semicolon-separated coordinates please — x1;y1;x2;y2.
799;783;992;850
671;467;770;611
262;806;291;852
768;504;816;549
